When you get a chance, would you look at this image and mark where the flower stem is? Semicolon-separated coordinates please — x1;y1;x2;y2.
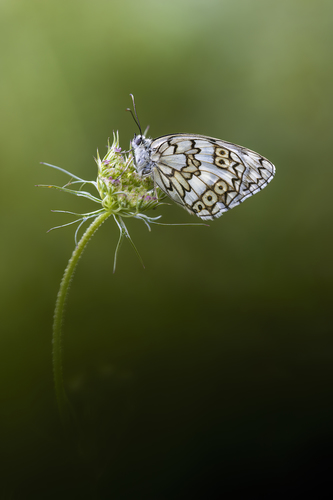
53;210;111;426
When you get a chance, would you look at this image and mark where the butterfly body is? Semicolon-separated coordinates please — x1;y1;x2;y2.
132;133;275;221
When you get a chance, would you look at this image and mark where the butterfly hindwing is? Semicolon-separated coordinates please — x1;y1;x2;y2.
148;134;275;220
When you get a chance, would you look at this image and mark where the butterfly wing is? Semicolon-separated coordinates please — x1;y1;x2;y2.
149;134;275;221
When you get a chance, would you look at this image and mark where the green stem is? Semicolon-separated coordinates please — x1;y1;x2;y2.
53;210;112;426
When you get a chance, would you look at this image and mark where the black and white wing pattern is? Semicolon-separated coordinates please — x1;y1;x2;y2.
132;133;275;221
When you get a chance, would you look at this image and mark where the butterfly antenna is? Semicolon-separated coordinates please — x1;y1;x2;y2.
126;94;143;136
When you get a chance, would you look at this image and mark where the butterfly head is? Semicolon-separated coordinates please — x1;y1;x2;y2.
131;133;152;147
132;133;143;146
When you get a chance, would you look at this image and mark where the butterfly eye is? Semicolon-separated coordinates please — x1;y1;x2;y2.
134;135;142;146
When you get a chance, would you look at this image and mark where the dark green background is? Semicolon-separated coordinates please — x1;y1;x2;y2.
1;0;332;497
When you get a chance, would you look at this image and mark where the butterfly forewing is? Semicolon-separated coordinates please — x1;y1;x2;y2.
147;134;275;220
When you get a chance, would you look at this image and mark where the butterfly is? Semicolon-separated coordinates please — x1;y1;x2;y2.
129;97;275;221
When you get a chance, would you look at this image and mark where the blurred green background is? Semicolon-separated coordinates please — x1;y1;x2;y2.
1;0;332;497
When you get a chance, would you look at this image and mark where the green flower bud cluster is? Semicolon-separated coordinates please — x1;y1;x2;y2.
96;132;161;215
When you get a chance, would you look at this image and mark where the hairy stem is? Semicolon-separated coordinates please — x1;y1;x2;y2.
53;210;111;426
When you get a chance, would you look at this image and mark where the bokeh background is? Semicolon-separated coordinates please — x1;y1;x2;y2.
1;0;332;497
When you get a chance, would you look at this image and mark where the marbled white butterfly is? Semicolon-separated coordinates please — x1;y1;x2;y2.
129;96;275;221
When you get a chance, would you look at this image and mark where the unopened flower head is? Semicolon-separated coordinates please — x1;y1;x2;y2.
96;132;161;215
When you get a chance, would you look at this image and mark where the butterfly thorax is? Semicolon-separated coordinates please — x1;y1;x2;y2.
132;135;154;177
